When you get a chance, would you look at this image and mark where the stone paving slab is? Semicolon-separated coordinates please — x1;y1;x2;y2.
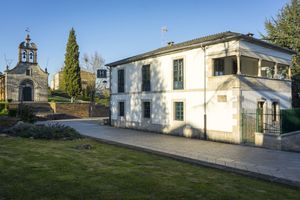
42;119;300;187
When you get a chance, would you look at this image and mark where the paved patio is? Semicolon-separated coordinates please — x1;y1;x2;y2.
44;118;300;187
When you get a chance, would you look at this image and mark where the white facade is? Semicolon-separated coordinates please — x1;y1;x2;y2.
50;72;60;90
108;33;294;143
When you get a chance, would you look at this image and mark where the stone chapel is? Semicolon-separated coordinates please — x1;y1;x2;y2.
0;34;48;102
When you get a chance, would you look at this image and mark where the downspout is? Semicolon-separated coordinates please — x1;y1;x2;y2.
201;44;207;140
109;66;112;126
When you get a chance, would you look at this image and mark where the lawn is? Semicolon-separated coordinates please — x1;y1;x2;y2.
0;137;299;200
48;95;71;103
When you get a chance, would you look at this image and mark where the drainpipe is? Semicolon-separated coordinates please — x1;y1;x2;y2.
109;66;112;126
201;44;207;140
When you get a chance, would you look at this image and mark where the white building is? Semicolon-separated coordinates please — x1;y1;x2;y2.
95;66;110;95
106;32;295;144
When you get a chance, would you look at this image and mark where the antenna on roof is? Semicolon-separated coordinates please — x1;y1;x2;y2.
161;26;168;46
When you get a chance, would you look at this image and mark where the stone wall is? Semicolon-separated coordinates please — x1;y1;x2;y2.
281;131;300;152
111;119;239;143
255;131;300;152
50;102;108;118
90;104;109;117
0;75;5;101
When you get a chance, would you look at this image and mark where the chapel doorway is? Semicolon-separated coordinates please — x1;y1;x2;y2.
20;79;34;101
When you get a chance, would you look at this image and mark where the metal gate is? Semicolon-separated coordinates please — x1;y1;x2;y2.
242;109;281;144
241;111;257;144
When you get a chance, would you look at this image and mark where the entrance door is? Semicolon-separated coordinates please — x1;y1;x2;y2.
22;87;32;101
20;79;34;102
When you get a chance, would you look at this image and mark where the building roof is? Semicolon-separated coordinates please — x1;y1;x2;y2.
5;62;47;75
106;31;296;67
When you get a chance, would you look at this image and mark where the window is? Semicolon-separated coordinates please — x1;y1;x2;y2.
277;64;288;79
143;101;151;118
26;69;31;76
232;60;237;74
272;102;279;121
118;69;125;93
22;50;27;62
261;60;275;78
119;102;125;117
173;59;184;90
174;102;184;121
142;65;151;91
97;69;107;78
29;51;34;63
214;58;224;76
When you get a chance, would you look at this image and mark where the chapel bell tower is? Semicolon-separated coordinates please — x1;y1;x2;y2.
18;34;38;64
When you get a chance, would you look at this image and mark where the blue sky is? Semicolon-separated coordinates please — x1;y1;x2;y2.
0;0;289;78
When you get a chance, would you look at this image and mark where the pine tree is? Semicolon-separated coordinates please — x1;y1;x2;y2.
263;0;300;107
63;28;82;102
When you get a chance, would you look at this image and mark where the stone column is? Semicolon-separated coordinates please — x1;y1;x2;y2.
18;49;22;63
34;52;37;63
26;50;29;62
258;59;262;77
288;67;292;79
237;53;241;75
274;63;278;78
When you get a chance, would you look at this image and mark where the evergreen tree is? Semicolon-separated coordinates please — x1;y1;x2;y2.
63;28;82;102
262;0;300;107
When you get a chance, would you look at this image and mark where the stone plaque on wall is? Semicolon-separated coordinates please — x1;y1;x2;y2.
218;95;227;102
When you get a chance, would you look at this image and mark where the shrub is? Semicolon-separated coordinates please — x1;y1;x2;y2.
96;98;109;107
0;102;9;116
18;104;35;123
281;108;300;133
0;108;8;116
0;116;19;131
8;109;17;117
79;96;91;102
4;122;83;140
0;102;7;111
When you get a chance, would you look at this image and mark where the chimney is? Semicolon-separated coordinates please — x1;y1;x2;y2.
167;41;174;46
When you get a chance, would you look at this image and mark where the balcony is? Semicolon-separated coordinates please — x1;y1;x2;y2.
211;55;291;80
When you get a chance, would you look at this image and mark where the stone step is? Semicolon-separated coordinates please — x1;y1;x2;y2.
9;102;54;114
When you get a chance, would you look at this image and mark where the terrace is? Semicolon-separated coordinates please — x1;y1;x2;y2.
211;55;291;79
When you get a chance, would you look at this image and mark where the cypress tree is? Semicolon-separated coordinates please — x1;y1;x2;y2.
262;0;300;107
63;28;82;102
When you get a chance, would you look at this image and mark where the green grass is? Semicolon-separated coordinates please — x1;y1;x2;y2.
0;137;299;200
48;95;71;103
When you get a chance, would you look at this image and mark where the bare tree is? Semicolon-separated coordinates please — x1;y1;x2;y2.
82;52;105;72
81;52;110;97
